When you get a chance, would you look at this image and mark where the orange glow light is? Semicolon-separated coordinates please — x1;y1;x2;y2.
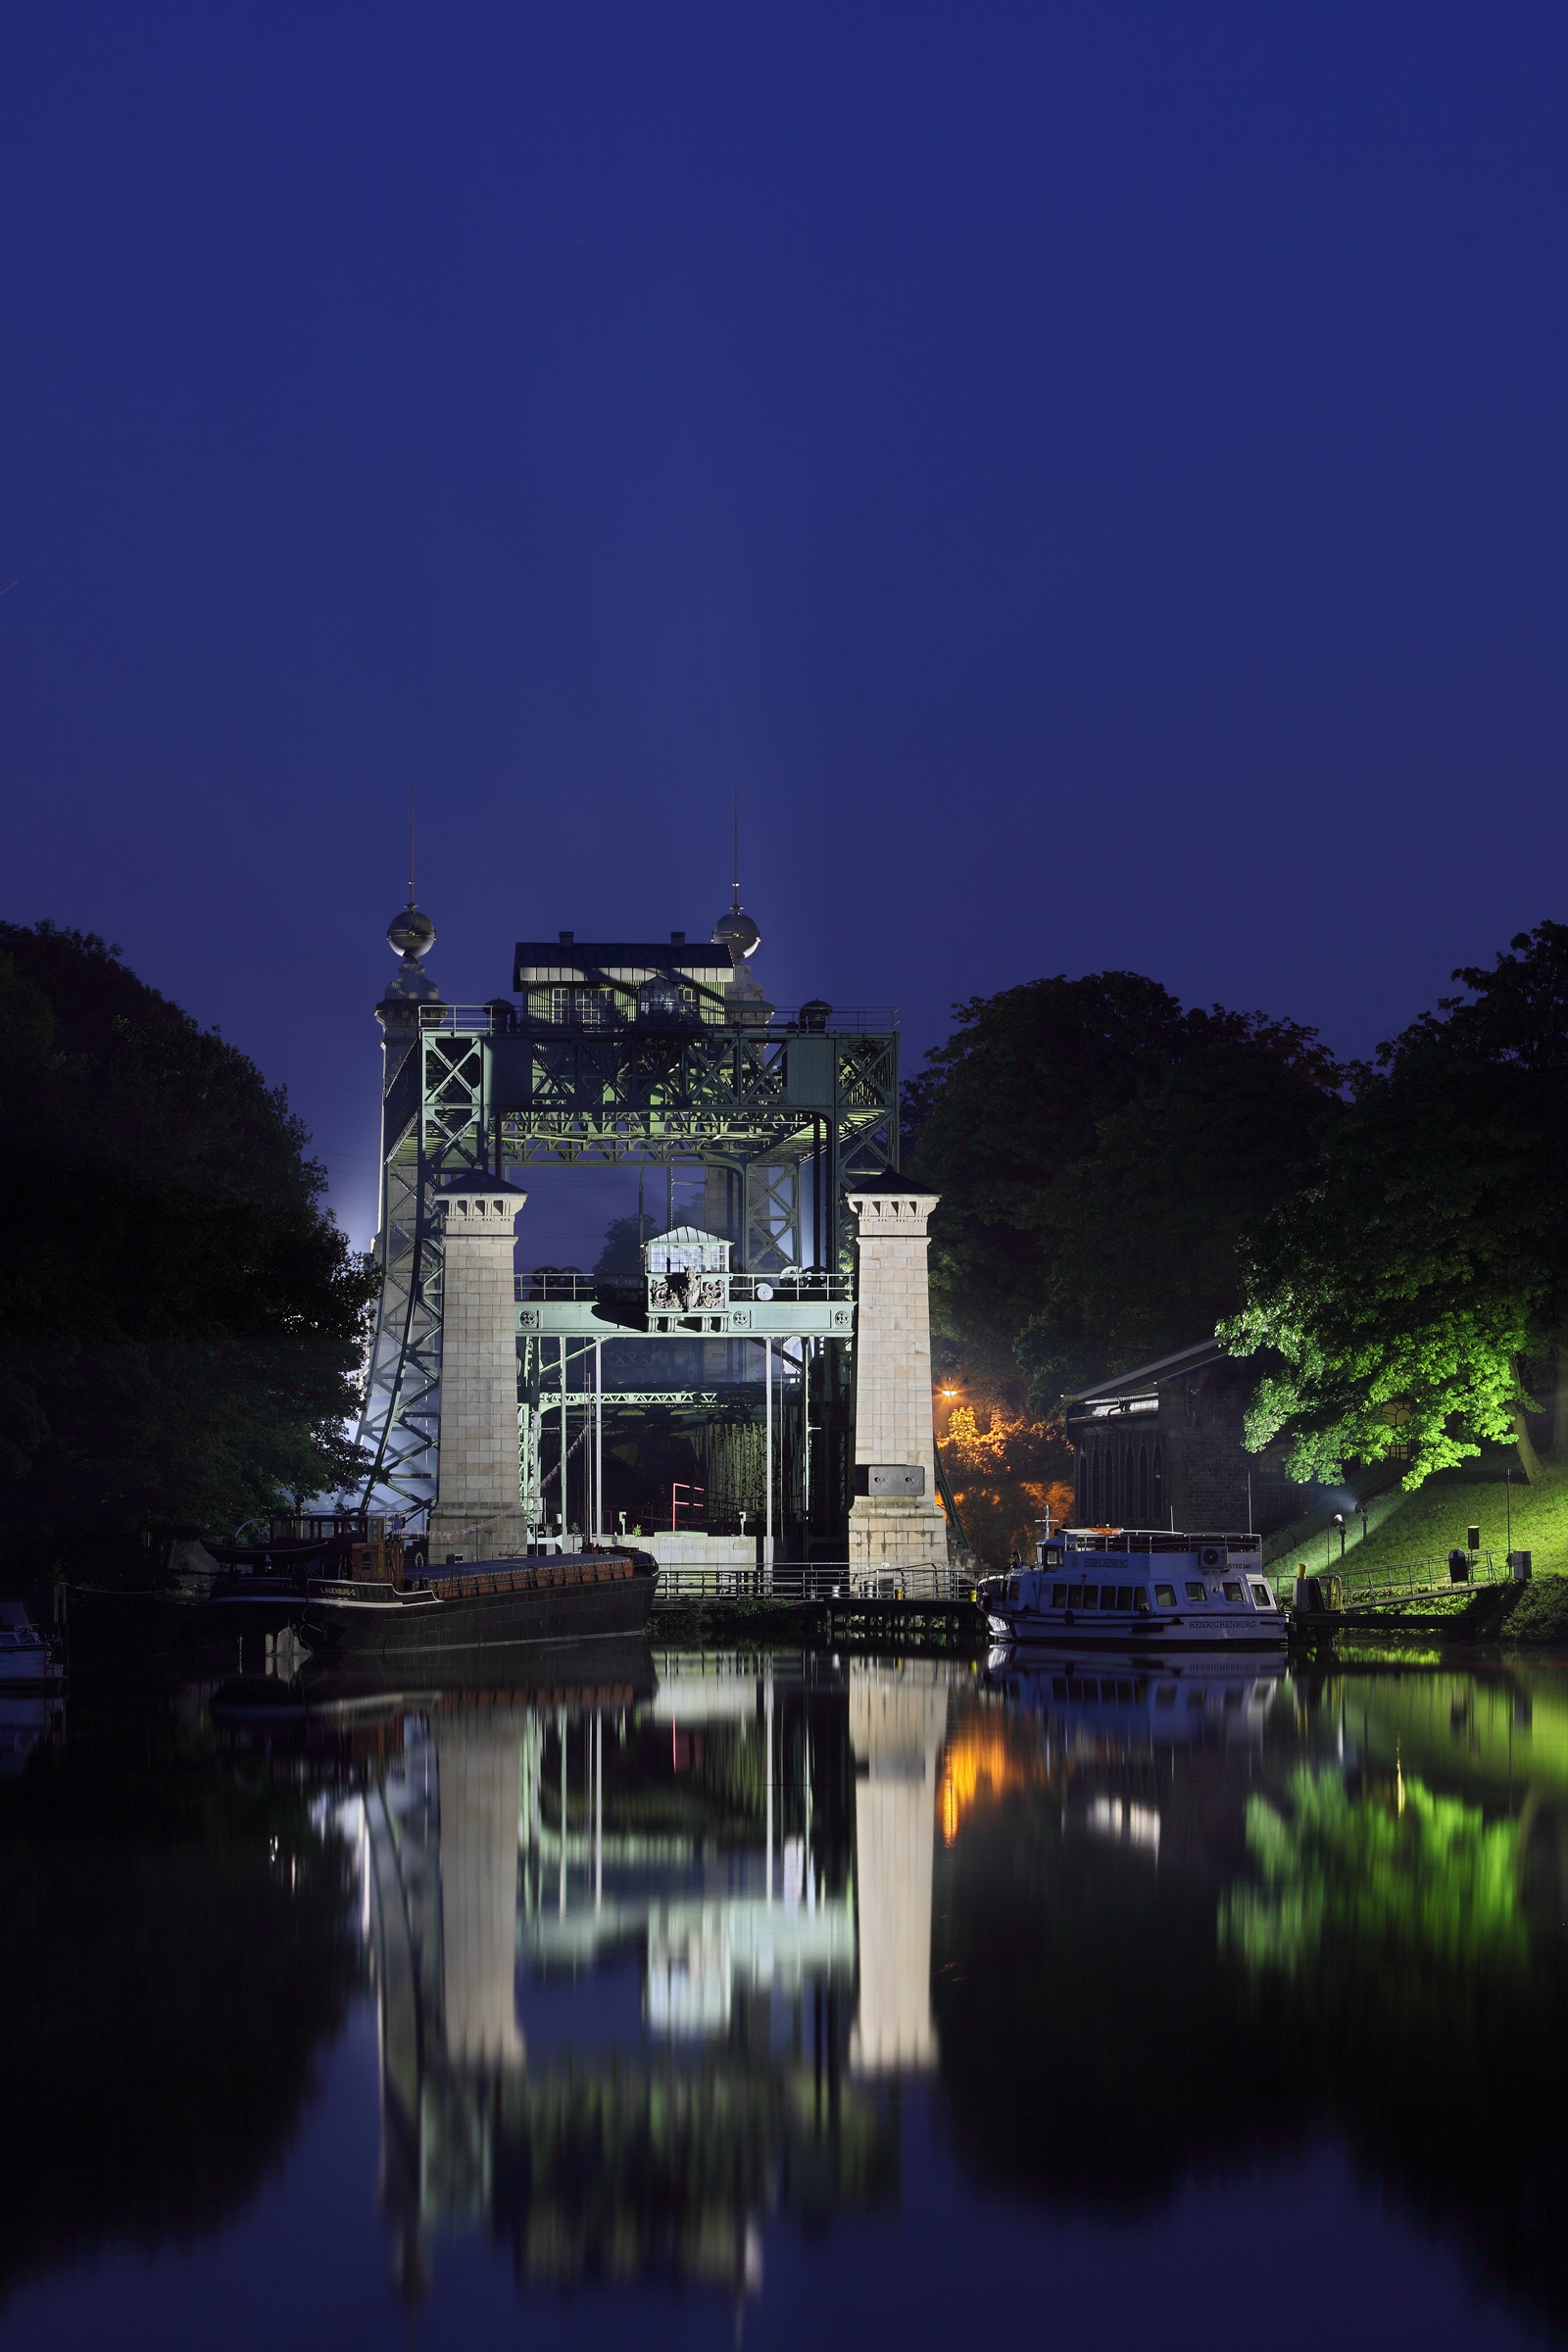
937;1716;1040;1843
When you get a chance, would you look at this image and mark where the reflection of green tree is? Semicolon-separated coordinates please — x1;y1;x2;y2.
1221;1769;1526;1975
934;1754;1568;2333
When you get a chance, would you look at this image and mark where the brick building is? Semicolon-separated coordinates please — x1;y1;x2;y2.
1064;1340;1307;1536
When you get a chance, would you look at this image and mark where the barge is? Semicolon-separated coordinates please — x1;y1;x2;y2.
299;1546;659;1663
982;1528;1289;1653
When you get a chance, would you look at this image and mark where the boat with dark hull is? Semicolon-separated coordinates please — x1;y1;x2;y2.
299;1547;659;1662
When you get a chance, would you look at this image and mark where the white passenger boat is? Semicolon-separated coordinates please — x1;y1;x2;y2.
0;1600;65;1689
983;1529;1289;1653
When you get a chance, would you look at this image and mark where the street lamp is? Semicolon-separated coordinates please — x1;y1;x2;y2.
1334;1510;1346;1561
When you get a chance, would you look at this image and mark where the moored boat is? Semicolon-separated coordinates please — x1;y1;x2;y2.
982;1528;1289;1653
299;1546;659;1661
0;1599;66;1690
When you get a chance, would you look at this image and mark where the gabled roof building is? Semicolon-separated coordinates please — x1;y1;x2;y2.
1063;1340;1308;1536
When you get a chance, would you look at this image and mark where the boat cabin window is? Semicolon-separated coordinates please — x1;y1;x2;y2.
1134;1588;1151;1613
1185;1582;1205;1603
1250;1582;1271;1606
1113;1585;1134;1609
1053;1585;1067;1605
1223;1580;1245;1602
1155;1685;1177;1706
1081;1586;1099;1608
1007;1580;1020;1605
1153;1584;1177;1607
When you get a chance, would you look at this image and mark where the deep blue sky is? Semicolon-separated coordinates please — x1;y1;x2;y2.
3;1;1566;1247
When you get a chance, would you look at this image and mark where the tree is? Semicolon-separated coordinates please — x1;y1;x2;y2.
937;1399;1073;1563
0;923;375;1538
1226;920;1568;1489
904;972;1341;1408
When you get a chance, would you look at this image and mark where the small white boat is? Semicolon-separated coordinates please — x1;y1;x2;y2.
0;1600;65;1689
984;1528;1289;1653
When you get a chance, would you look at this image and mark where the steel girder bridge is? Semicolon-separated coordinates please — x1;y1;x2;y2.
356;944;900;1552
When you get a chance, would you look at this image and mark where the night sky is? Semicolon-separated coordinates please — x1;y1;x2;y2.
3;3;1566;1253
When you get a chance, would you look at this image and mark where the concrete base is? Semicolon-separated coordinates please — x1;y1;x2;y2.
428;1510;531;1563
628;1533;766;1569
848;1497;950;1575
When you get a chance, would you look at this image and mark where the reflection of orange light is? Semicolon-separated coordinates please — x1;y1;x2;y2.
938;1718;1038;1843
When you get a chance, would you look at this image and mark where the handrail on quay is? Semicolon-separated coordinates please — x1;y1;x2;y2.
1326;1548;1515;1611
653;1562;981;1603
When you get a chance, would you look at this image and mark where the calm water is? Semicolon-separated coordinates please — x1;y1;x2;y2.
4;1646;1568;2349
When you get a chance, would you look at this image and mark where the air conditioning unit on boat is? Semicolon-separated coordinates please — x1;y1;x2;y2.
1198;1543;1227;1573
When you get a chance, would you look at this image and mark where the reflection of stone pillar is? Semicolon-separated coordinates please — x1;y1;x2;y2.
850;1661;949;2072
436;1714;526;2068
430;1175;527;1560
847;1181;948;1573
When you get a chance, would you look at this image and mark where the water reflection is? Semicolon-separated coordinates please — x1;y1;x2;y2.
0;1681;361;2311
0;1690;62;1778
12;1650;1568;2343
942;1650;1568;2333
358;1656;903;2295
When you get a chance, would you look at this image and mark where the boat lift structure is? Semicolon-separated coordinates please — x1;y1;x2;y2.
355;902;907;1560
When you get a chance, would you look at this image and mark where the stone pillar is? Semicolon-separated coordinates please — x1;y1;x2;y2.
849;1660;949;2071
847;1179;949;1575
429;1175;528;1561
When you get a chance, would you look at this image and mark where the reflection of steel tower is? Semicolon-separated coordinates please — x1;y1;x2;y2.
849;1661;950;2071
364;1686;896;2298
355;901;902;1551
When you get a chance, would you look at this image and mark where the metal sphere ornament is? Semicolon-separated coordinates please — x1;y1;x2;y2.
388;906;436;961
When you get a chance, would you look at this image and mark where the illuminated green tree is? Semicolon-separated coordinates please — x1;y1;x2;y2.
1226;920;1568;1486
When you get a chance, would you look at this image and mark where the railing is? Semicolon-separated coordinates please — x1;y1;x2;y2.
414;1004;900;1037
653;1563;981;1603
733;1272;853;1300
514;1270;854;1303
1332;1549;1515;1610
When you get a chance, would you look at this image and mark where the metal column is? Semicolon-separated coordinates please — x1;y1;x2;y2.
764;1337;773;1564
593;1340;603;1540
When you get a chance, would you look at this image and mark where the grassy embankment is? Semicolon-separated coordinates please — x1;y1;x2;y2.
1322;1453;1568;1644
